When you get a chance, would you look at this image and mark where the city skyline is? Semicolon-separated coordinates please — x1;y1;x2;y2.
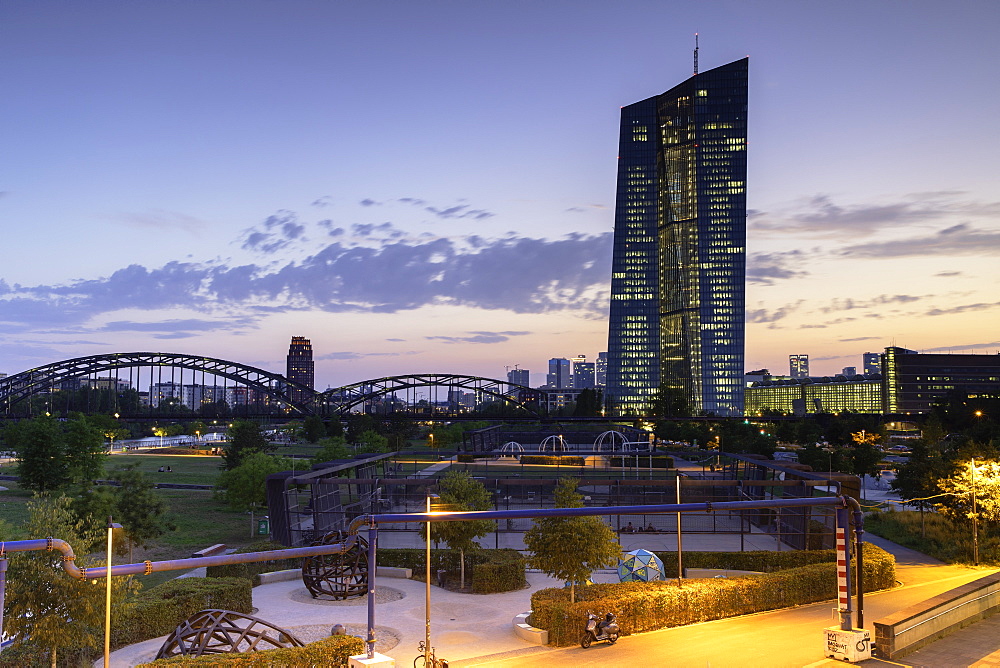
3;2;999;390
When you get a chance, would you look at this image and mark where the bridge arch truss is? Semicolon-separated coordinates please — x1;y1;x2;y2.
0;352;317;416
319;374;543;417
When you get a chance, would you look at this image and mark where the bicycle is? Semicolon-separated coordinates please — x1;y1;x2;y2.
413;640;448;667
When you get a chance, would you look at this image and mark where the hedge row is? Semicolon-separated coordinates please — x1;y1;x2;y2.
652;548;845;577
138;634;365;667
113;577;253;648
519;455;585;466
530;544;895;646
378;548;526;593
205;541;302;586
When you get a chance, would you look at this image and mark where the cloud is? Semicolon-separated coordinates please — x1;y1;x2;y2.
746;301;803;323
934;271;963;277
819;294;926;313
315;351;414;361
311;196;332;208
840;224;1000;258
100;318;253;333
838;336;881;342
753;192;1000;238
425;331;530;345
240;211;308;253
359;198;381;207
924;301;1000;317
424;204;494;220
0;231;612;333
746;250;810;285
922;341;1000;353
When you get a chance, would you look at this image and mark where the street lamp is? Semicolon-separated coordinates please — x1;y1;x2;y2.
104;517;123;668
425;493;440;667
971;458;979;566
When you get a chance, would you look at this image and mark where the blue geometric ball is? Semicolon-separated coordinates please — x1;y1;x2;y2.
617;548;665;582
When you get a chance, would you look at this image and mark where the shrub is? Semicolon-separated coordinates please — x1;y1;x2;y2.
137;634;365;667
472;550;527;593
113;577;252;648
519;455;585;466
378;548;526;593
530;545;895;646
205;540;302;585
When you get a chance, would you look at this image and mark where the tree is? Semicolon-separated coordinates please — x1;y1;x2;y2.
222;419;274;470
934;458;1000;527
648;385;691;418
3;495;138;668
357;429;389;453
7;414;106;492
523;478;621;603
302;415;326;443
430;472;495;589
313;436;351;464
573;389;603;417
75;463;174;561
217;451;294;512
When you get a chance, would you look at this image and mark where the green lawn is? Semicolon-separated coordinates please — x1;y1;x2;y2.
104;453;224;485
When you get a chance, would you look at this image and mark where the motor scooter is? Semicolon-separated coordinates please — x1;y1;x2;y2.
580;611;619;648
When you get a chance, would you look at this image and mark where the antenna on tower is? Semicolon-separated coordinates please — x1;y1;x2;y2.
693;33;699;75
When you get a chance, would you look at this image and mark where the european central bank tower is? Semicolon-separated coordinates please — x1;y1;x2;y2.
607;58;747;416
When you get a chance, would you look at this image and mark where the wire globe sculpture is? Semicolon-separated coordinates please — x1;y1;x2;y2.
301;530;370;599
539;434;567;452
155;609;304;658
499;441;524;456
594;430;629;452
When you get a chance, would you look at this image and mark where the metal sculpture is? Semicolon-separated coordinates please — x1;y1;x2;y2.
154;609;304;658
617;548;665;582
302;530;370;599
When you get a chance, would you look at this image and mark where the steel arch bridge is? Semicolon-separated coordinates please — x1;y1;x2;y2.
319;374;543;417
0;354;546;418
0;352;317;416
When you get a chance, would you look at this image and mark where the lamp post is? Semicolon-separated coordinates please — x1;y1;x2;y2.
971;458;979;566
425;493;440;666
104;517;123;668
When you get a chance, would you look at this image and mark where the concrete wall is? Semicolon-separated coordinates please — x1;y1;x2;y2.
875;571;1000;659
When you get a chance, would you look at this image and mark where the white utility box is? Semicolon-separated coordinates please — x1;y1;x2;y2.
824;626;872;662
349;652;395;668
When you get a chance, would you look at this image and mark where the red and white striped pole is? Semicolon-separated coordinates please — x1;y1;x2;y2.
835;506;854;630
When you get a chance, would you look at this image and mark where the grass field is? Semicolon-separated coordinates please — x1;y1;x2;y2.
865;508;1000;566
105;453;224;485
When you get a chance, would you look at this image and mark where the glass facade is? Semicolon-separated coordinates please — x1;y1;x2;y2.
608;59;748;416
286;336;314;404
746;376;883;416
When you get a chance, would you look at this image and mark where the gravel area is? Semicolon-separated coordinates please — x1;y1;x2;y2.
287;585;405;606
285;623;400;653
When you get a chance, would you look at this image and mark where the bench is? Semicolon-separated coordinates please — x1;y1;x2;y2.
191;544;227;559
512;612;548;645
874;571;1000;660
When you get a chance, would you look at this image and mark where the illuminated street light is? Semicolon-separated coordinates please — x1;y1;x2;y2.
425;493;441;667
104;517;123;667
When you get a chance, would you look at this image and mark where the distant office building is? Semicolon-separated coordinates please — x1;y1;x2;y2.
606;58;748;417
507;367;530;387
842;367;857;377
789;355;810;379
882;347;1000;414
547;358;570;388
747;346;1000;415
572;356;596;389
596;352;608;387
863;352;881;375
745;374;882;416
286;336;315;404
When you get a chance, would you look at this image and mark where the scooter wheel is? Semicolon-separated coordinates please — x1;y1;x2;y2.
581;633;592;648
608;633;619;644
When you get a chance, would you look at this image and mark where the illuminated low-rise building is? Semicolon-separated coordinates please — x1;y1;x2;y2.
745;374;882;416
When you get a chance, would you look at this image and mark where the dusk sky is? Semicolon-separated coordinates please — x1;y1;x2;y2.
3;1;999;389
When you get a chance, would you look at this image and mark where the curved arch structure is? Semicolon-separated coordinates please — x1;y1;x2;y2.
0;352;316;415
319;373;543;417
1;355;548;418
